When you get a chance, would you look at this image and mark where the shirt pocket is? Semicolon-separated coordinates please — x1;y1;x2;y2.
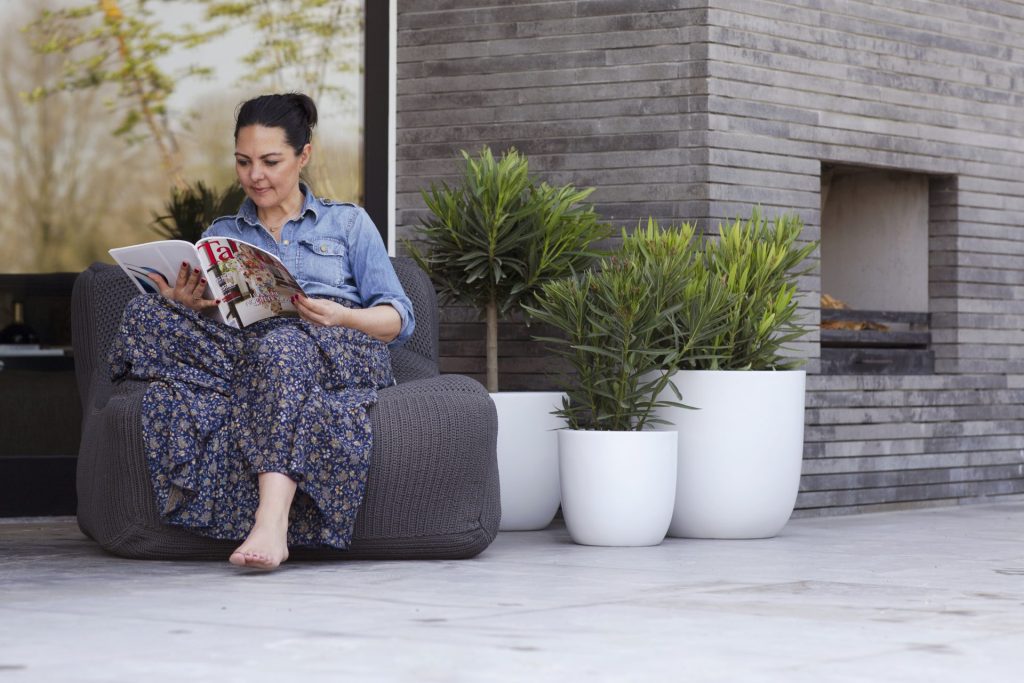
297;237;349;288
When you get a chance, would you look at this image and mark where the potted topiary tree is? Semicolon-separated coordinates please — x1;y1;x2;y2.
525;222;732;546
651;208;818;539
407;146;611;531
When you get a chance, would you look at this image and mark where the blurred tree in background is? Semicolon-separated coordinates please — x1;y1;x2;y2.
23;0;218;190
2;0;365;272
0;1;166;272
197;0;362;110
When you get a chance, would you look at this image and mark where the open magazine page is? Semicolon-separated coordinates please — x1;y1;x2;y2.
109;240;228;325
108;240;204;296
197;237;306;329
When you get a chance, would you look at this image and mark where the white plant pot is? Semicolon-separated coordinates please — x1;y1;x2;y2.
654;370;806;539
558;429;677;546
492;392;566;531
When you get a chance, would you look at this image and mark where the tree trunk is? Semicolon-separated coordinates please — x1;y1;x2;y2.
486;298;498;393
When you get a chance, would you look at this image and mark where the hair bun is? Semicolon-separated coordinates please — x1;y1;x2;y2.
293;93;318;130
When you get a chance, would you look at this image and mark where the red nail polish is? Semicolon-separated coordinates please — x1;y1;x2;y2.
193;268;200;274
200;278;206;284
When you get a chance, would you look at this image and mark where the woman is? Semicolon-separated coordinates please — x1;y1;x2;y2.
110;93;414;571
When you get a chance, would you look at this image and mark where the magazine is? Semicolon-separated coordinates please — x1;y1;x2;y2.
109;237;306;329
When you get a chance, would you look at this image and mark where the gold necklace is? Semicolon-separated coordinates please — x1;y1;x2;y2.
262;211;298;233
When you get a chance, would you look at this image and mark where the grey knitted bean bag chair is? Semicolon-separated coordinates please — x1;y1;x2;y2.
71;259;500;560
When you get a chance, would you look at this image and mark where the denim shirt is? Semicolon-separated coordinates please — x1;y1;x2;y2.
203;185;415;347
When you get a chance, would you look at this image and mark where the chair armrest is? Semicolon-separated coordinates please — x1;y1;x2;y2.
352;374;499;549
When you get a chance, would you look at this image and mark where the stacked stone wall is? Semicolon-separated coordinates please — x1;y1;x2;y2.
396;1;1024;510
704;0;1024;511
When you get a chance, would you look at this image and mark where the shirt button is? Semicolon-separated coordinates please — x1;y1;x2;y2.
283;240;290;245
320;244;328;253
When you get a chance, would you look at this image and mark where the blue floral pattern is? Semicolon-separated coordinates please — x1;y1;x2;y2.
108;294;393;549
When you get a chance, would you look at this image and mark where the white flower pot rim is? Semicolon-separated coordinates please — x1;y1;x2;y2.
670;369;807;373
557;428;677;433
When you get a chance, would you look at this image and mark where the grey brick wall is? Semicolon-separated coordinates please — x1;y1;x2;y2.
396;1;1024;511
396;1;712;389
704;0;1024;511
397;1;712;231
799;373;1024;516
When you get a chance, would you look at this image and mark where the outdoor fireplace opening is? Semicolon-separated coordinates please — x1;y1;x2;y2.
819;165;934;374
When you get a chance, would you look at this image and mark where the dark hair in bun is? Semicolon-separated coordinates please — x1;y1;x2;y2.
234;93;318;154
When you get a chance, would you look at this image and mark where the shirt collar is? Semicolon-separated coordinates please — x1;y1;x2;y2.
237;182;321;227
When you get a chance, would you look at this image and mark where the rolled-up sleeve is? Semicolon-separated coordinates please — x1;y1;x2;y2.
348;209;416;347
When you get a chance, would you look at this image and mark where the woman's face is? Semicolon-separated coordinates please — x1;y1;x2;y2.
234;125;310;210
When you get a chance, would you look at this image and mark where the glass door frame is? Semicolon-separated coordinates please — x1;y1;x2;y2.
363;0;397;253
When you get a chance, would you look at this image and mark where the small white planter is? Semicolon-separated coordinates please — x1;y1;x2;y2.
493;391;566;531
654;370;806;539
558;429;677;546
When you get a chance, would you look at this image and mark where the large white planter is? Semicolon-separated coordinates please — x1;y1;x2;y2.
493;392;566;531
654;370;806;539
558;429;677;546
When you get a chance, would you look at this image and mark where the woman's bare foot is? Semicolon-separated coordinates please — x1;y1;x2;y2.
229;471;297;571
229;514;290;570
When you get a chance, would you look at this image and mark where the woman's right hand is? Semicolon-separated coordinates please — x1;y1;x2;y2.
147;261;220;312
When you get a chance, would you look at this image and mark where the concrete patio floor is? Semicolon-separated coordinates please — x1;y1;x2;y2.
2;502;1023;683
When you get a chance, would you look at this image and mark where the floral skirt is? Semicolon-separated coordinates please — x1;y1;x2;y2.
108;294;393;549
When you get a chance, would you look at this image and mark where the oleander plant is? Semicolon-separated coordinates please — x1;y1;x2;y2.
407;146;611;392
525;219;733;431
684;208;817;371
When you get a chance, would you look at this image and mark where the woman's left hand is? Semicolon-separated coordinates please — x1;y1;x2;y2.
292;294;401;342
291;294;351;328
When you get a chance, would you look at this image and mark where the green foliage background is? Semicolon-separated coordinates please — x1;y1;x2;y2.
1;0;365;272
